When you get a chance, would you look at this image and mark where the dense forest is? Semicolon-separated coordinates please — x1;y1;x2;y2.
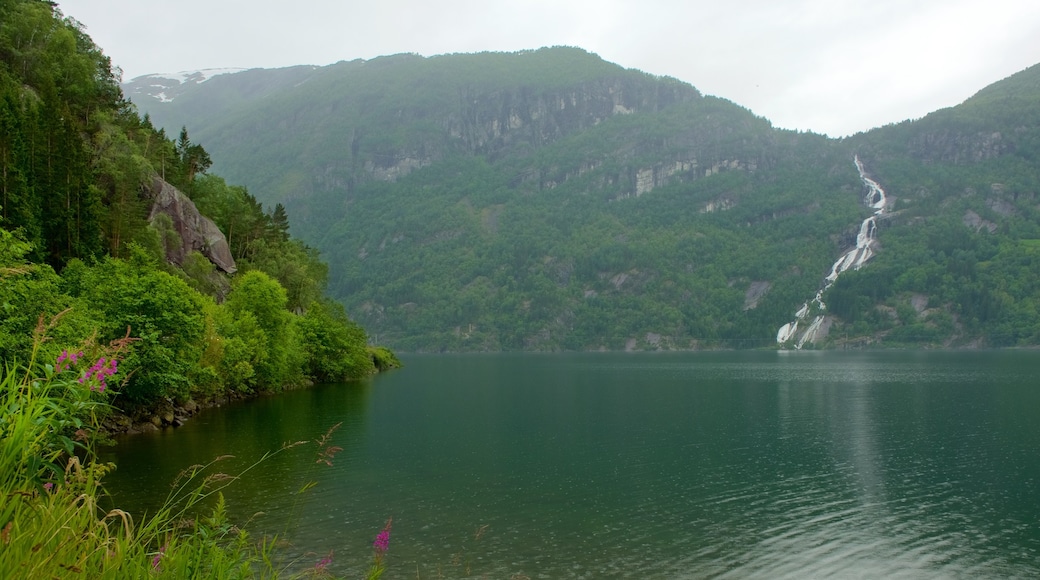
0;0;396;424
129;50;1040;350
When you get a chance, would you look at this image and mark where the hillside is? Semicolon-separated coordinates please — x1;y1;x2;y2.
125;50;1040;350
834;63;1040;346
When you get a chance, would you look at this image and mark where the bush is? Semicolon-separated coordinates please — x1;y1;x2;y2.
298;299;376;381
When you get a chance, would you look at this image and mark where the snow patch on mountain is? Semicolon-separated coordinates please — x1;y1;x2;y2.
124;68;247;103
136;68;247;85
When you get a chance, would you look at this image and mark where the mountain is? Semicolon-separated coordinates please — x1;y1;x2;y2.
124;50;1040;351
831;63;1040;347
122;65;319;129
122;68;247;103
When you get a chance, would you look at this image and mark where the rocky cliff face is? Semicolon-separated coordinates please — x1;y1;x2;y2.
146;176;237;274
447;77;698;156
907;128;1010;164
439;84;771;201
351;76;702;190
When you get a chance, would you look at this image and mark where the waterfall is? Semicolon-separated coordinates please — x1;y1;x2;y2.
776;155;887;348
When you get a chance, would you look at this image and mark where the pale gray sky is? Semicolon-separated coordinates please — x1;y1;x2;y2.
57;0;1040;137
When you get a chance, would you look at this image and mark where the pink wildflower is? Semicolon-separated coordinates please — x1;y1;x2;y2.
55;350;83;373
80;356;119;392
152;543;167;570
315;550;333;570
373;517;392;553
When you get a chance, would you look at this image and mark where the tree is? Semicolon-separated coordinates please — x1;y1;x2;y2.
222;270;304;391
0;224;93;363
175;126;212;185
268;203;290;243
297;299;374;381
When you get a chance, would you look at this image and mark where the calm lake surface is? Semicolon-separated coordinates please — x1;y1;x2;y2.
101;351;1040;578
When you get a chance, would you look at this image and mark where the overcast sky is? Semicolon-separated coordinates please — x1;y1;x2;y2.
57;0;1040;137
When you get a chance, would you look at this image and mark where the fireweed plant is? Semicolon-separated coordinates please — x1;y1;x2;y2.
366;517;392;579
0;318;391;578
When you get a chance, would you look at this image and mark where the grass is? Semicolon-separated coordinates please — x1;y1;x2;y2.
0;319;389;579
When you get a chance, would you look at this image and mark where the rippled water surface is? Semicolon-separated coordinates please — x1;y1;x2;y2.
102;351;1040;578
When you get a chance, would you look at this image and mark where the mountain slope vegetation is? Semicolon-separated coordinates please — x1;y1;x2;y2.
834;63;1040;346
126;49;1040;351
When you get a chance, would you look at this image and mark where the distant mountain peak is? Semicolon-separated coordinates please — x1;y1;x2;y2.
135;68;248;84
124;68;248;103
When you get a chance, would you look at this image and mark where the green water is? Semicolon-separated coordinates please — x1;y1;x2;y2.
101;351;1040;578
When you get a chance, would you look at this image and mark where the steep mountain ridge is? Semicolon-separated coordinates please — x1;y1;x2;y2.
857;63;1040;165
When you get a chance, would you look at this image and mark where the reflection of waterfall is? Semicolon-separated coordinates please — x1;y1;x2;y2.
777;156;887;348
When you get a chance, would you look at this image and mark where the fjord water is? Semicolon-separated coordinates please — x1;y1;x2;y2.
101;351;1040;578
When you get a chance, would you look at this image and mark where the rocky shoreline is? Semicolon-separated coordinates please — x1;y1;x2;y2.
100;380;315;436
101;396;228;435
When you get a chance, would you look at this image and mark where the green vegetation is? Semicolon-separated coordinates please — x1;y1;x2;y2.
1;2;398;576
818;64;1040;347
131;47;1040;350
139;46;862;350
819;157;1040;347
0;336;393;578
0;342;274;578
1;0;395;419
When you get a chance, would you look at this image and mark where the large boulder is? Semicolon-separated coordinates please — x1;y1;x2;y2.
146;176;237;273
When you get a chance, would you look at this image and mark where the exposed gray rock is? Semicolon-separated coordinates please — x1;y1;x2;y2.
909;129;1009;164
813;316;834;342
962;209;997;233
103;414;132;433
744;281;772;311
136;421;159;433
147;176;237;273
911;294;930;314
987;197;1016;217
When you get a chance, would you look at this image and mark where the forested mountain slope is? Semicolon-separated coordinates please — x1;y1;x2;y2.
126;51;1040;350
835;63;1040;346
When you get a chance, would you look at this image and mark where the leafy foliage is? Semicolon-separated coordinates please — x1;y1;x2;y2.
298;299;376;381
71;249;206;404
0;0;392;416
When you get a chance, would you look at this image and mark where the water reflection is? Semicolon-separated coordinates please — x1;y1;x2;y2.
99;379;374;521
102;351;1040;578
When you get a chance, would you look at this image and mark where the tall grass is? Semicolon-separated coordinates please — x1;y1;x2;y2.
0;324;389;579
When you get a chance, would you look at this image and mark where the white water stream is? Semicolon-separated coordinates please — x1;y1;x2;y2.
776;156;887;347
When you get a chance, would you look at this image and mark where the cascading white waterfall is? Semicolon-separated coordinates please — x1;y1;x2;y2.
776;155;887;348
